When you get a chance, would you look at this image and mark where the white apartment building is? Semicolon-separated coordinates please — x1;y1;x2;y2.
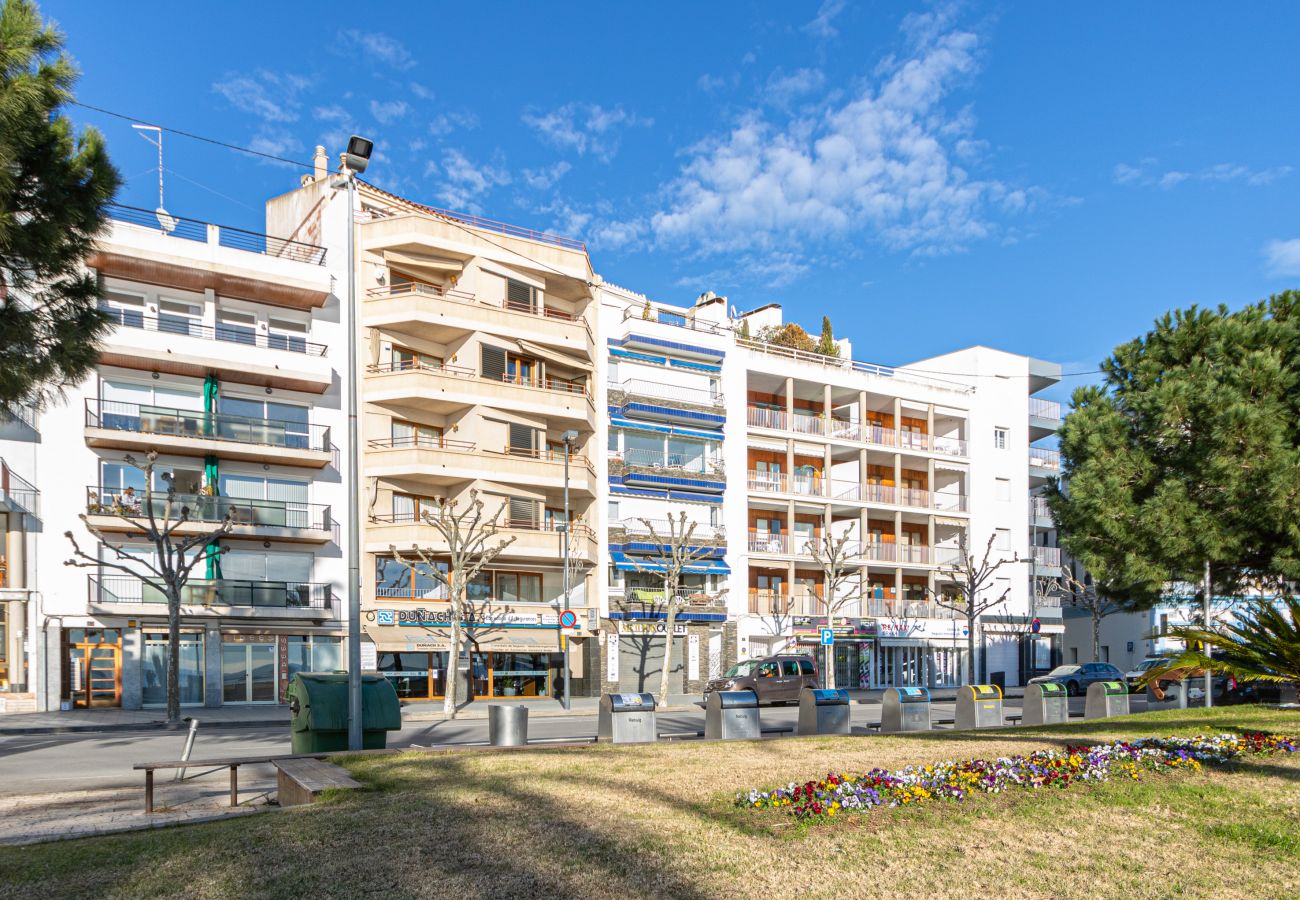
23;202;349;711
0;406;40;703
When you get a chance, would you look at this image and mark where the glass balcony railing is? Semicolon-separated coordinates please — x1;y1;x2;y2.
99;306;327;356
85;485;331;531
745;406;968;457
85;399;330;453
92;575;331;609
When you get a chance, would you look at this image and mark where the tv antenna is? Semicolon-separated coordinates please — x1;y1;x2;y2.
132;123;175;233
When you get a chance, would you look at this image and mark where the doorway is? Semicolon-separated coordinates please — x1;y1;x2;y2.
221;641;277;703
67;629;122;708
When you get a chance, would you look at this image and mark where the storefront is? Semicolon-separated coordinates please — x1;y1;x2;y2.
375;650;554;699
64;627;124;708
600;614;734;696
872;618;969;688
789;616;876;689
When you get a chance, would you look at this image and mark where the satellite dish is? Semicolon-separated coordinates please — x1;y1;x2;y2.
155;206;177;234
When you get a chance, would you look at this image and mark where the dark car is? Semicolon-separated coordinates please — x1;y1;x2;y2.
1028;662;1124;696
1125;657;1170;693
703;654;819;706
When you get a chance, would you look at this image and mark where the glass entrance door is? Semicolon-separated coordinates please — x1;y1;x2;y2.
222;641;277;704
67;629;122;708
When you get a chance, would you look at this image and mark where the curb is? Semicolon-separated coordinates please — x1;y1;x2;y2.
0;719;288;736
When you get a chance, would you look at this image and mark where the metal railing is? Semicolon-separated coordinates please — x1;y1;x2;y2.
861;598;959;620
85;486;331;530
371;513;594;540
747;589;825;617
368;436;477;452
367;359;478;378
99;305;327;356
748;473;970;512
106;203;326;265
613;518;725;542
366;201;587;252
615;447;718;476
744;406;968;457
737;337;973;394
1;460;39;513
1032;546;1062;566
1029;397;1062;420
366;359;589;397
620;304;734;336
1029;447;1062;469
85;399;330;453
368;282;588;328
91;575;331;609
607;379;723;408
1031;497;1053;521
748;531;790;554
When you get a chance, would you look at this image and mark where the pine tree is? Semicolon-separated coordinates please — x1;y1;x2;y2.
816;315;839;357
0;0;120;409
739;318;750;340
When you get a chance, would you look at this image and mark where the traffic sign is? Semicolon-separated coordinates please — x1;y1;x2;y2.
559;610;579;631
1031;617;1042;634
820;627;835;646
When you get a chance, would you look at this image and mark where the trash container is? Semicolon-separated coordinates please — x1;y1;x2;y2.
1021;682;1069;726
705;690;761;740
287;672;401;753
880;686;931;733
955;684;1004;730
1146;679;1188;712
488;704;529;746
797;688;850;735
1084;680;1130;720
597;692;657;743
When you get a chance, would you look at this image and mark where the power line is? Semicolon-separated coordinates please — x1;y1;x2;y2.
70;100;314;170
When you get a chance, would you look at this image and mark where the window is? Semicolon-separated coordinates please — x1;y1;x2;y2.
101;290;146;328
495;572;542;604
391;420;442;449
286;636;341;680
268;317;309;353
387;345;441;371
994;427;1008;450
505;279;535;313
508;423;536;456
220;397;309;448
142;632;204;707
780;660;800;677
376;556;447;600
756;662;778;678
481;345;505;381
505;353;537;385
222;549;312;584
995;477;1010;502
217;309;257;345
392;493;439;523
1070;647;1079;664
1100;646;1110;663
995;528;1011;551
159;299;202;336
607;500;619;521
608;429;619;453
797;659;815;676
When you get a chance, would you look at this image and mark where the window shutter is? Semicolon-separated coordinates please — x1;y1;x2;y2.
508;497;536;528
481;345;505;381
508;423;535;453
506;279;533;312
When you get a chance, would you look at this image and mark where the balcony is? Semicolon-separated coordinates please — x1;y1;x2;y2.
91;205;330;311
747;589;825;617
607;379;725;428
367;438;595;494
1029;397;1063;441
84;486;334;544
96;306;332;394
609;518;725;547
746;471;970;513
861;597;959;620
1031;545;1063;568
365;516;597;562
365;361;594;423
744;406;967;457
363;283;593;353
1029;447;1062;476
859;542;960;567
0;461;38;515
612;449;725;494
84;399;333;468
90;575;332;619
1030;496;1054;527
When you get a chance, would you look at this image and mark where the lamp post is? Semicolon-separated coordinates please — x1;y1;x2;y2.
560;429;579;710
332;135;373;752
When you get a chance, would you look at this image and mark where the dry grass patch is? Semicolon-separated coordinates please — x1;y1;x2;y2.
0;707;1295;899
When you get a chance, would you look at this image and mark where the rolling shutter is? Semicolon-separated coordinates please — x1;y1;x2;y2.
506;279;534;313
508;423;535;453
480;345;505;382
508;497;536;528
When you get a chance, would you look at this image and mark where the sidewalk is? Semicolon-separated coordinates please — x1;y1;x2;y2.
0;686;1025;734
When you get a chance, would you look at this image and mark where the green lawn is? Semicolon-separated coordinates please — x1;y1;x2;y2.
1;707;1297;899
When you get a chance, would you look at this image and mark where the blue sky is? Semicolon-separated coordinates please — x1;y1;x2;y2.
47;2;1300;402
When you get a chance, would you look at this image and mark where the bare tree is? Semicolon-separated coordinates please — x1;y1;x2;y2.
632;512;725;706
65;451;233;724
804;523;863;689
390;490;514;719
927;531;1020;685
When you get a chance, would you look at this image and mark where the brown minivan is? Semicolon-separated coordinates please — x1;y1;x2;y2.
702;654;819;706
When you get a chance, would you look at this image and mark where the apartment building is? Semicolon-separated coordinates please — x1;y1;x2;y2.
599;286;734;693
267;159;601;703
27;203;348;711
0;407;39;704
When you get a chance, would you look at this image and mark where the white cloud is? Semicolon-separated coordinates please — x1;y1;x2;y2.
1114;157;1292;189
651;20;1015;256
802;0;846;40
314;104;350;124
522;102;652;163
246;132;298;157
409;82;434;100
429;111;480;135
338;30;415;70
591;219;645;251
1263;238;1300;277
697;73;728;92
369;99;409;124
764;68;826;107
433;148;510;211
521;161;572;190
212;71;310;123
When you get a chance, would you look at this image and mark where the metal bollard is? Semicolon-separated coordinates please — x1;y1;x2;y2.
488;704;528;747
175;717;200;782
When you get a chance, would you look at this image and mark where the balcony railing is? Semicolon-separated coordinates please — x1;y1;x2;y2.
1029;447;1062;470
1;460;39;514
616;448;719;476
1031;497;1053;521
744;406;967;457
368;436;477;452
364;203;587;252
608;379;723;408
746;471;969;512
91;575;331;609
747;589;825;617
620;304;734;336
748;531;791;554
371;513;594;541
1029;397;1062;420
85;486;331;531
616;587;726;607
861;598;959;620
99;305;328;356
860;542;942;565
1032;546;1062;567
366;359;589;397
613;518;726;542
106;203;326;265
85;399;331;453
368;283;587;328
737;337;973;394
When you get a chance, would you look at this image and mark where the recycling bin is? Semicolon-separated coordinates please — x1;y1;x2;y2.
880;686;931;733
488;704;529;746
956;684;1004;730
597;692;657;743
1146;679;1188;712
287;672;401;753
1085;680;1130;720
797;688;851;735
705;689;761;740
1021;682;1069;726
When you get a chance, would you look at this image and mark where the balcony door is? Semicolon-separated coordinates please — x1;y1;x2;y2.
222;641;278;704
219;396;309;448
219;473;309;528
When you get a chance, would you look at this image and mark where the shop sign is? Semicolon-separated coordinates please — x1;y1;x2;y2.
374;608;547;627
617;621;688;636
876;618;968;640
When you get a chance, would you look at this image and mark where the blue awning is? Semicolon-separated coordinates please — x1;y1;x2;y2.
611;552;731;575
607;415;723;441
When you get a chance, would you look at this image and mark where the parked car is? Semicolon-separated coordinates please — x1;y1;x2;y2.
703;654;819;706
1125;657;1171;693
1028;662;1124;696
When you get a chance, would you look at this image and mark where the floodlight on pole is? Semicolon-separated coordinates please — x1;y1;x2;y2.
344;135;373;174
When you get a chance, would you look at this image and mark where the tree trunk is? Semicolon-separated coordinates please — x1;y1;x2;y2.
966;610;977;685
1092;610;1101;662
657;601;677;707
444;594;461;719
166;586;181;725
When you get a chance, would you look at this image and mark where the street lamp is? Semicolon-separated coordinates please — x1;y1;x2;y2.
332;134;373;752
560;429;579;710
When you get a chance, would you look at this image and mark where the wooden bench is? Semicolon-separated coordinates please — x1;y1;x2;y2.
134;752;328;813
274;757;363;807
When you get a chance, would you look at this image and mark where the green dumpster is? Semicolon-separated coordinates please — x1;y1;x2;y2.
287;672;401;753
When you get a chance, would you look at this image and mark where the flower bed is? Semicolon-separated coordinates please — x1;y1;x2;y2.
737;733;1298;821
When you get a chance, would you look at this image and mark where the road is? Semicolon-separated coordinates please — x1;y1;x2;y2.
0;695;1148;797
